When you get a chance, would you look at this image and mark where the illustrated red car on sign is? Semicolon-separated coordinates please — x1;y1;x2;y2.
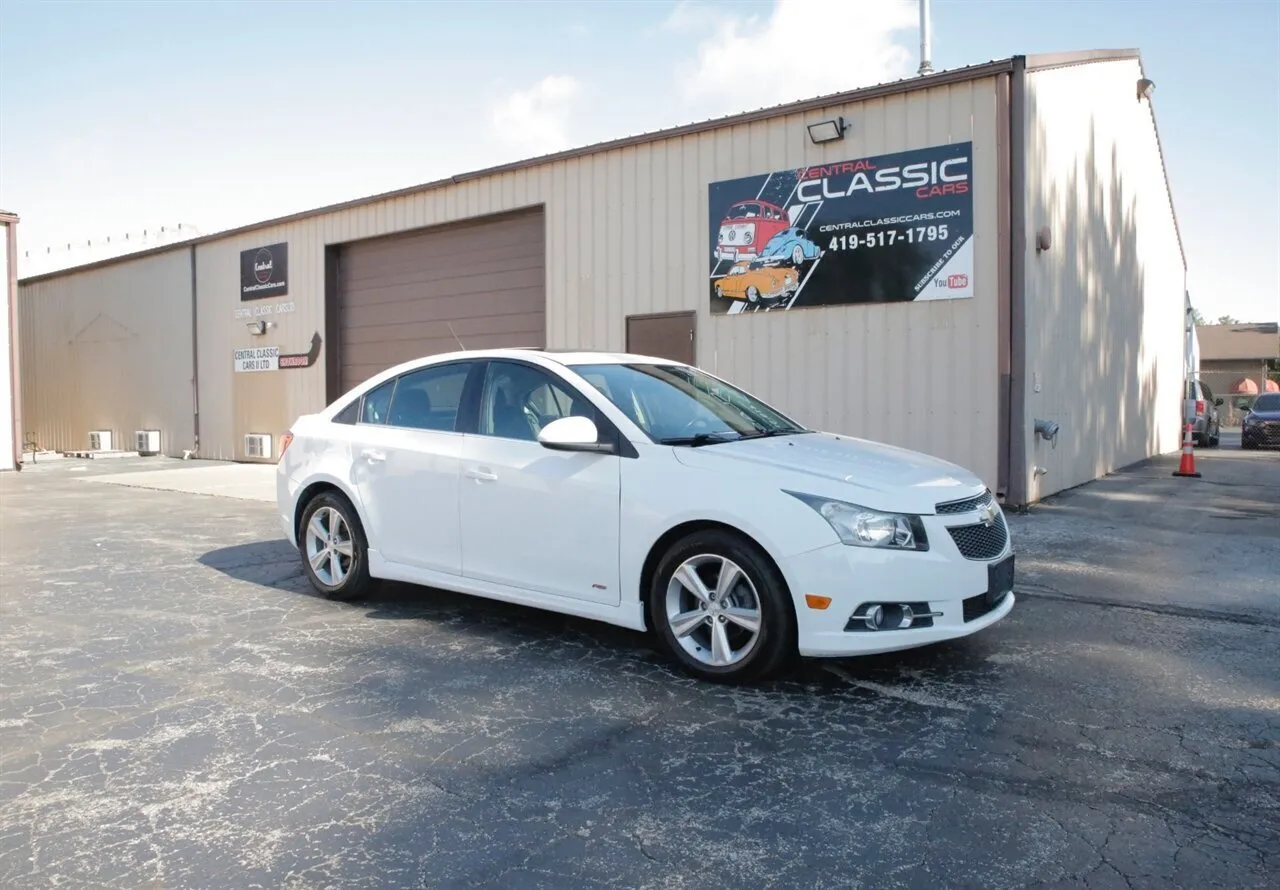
715;200;791;262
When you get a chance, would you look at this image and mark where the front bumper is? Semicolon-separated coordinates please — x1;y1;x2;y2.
780;515;1016;658
1242;421;1280;448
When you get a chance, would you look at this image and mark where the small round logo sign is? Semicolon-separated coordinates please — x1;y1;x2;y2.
253;248;274;284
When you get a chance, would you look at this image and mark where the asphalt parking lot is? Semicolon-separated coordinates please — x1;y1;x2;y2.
2;441;1277;889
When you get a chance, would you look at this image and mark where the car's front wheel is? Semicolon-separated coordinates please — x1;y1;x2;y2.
299;491;376;601
648;529;797;683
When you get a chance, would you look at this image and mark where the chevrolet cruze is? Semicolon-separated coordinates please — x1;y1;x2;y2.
276;349;1015;683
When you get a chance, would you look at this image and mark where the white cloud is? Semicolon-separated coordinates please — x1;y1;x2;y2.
490;74;584;156
670;0;919;114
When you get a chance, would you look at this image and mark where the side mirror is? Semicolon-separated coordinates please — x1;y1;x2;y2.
537;416;614;453
1214;398;1224;406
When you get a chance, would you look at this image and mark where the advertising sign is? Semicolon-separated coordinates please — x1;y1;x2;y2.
234;346;279;372
708;142;974;315
240;242;289;300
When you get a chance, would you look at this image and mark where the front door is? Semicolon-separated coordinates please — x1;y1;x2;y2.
459;360;621;604
351;360;477;575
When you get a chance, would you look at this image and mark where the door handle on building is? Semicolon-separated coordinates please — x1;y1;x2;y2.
465;467;498;482
361;448;386;463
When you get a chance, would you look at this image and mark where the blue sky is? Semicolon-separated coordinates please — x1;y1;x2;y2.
1;0;1277;322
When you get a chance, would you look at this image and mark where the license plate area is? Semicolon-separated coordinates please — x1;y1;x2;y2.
987;554;1015;604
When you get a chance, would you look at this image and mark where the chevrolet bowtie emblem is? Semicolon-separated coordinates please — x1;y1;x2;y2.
979;502;998;527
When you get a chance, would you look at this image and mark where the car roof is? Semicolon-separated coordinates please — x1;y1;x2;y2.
381;347;684;374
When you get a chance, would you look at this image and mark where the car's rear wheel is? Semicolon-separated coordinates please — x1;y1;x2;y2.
299;491;376;601
648;529;796;684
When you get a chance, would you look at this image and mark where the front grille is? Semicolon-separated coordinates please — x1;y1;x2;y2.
947;515;1009;560
963;590;1009;622
936;489;994;515
1247;421;1280;445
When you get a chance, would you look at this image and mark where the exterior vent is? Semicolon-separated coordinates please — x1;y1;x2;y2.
244;433;272;460
135;430;161;456
88;430;113;451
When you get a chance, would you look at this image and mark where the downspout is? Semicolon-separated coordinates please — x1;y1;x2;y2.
189;244;200;458
1006;56;1029;509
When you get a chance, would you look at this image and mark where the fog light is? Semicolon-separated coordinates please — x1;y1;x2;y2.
865;605;885;630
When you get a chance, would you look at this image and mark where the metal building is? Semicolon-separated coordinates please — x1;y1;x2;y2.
15;49;1189;506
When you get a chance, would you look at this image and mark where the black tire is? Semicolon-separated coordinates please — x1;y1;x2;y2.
647;529;797;684
1209;424;1221;447
298;490;377;601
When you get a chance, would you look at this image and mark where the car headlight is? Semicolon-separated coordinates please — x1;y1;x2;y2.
785;491;929;551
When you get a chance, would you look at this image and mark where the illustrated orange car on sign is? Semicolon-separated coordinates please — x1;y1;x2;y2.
713;260;799;305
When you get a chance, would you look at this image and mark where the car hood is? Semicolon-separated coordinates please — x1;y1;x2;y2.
671;431;987;515
1246;409;1280;421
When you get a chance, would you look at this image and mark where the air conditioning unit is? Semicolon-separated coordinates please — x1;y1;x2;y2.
135;430;161;456
244;433;273;460
88;430;113;451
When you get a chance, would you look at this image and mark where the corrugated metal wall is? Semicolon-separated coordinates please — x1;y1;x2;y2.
18;75;1005;484
17;249;194;456
1022;59;1187;501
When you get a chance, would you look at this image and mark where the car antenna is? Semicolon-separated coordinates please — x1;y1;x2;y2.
446;322;466;351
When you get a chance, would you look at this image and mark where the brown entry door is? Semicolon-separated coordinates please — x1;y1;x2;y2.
625;311;696;365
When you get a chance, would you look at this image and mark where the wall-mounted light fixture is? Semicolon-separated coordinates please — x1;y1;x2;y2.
807;117;849;144
1035;226;1052;253
1136;78;1155;102
246;319;276;336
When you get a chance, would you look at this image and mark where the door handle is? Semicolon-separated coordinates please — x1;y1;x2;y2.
361;448;386;463
465;467;498;482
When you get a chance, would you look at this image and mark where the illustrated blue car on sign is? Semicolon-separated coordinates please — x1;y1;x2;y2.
759;227;822;266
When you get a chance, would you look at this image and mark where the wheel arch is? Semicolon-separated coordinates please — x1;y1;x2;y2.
636;519;797;632
293;477;369;545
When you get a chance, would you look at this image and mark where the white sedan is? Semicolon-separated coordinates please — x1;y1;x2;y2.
276;349;1015;683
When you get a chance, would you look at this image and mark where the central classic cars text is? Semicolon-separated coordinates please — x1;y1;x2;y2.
797;155;970;201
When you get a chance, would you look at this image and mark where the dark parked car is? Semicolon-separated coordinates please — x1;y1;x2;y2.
1241;392;1280;450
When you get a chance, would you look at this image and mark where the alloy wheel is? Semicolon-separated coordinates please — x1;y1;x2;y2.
664;554;763;667
305;506;354;586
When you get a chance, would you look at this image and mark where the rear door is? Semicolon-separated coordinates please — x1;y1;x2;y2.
351;360;481;575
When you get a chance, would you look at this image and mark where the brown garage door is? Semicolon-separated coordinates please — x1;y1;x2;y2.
337;209;546;391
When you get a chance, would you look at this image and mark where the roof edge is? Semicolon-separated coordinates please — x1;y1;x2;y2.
0;211;19;224
18;58;1015;287
1024;48;1141;72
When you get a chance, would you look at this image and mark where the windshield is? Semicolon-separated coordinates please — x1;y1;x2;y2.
569;363;809;445
1252;393;1280;411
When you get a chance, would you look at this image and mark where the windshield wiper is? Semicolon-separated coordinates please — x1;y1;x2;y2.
739;428;810;439
657;431;742;446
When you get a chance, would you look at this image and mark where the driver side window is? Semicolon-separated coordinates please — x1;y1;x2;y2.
477;361;591;442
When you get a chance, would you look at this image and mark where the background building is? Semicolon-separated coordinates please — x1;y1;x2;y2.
1;210;18;472
1194;322;1280;424
15;49;1189;507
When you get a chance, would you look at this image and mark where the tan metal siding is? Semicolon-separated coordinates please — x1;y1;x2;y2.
700;79;1004;488
194;225;328;462
338;210;546;390
25;75;1004;487
17;250;193;456
1022;59;1188;501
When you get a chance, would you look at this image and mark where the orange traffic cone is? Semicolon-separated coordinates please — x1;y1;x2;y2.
1172;422;1201;478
